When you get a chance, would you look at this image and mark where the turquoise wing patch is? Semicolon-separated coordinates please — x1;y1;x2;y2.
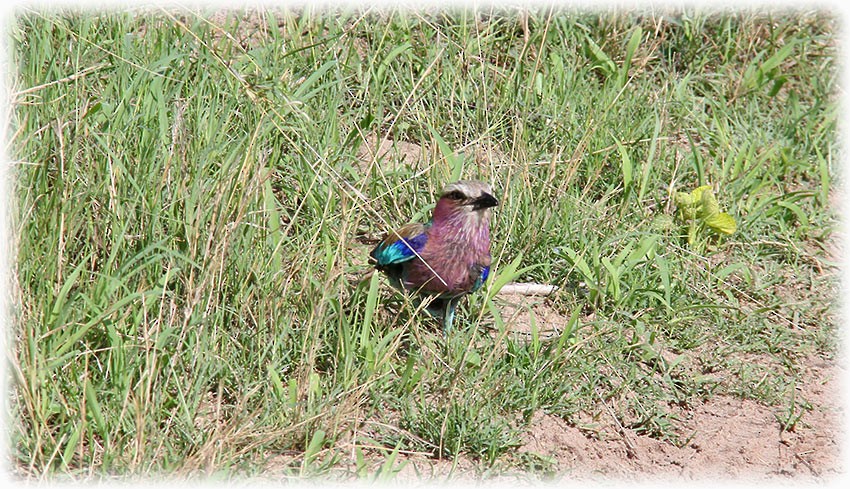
370;232;427;266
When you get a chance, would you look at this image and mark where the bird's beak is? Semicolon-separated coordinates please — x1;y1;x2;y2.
472;192;499;210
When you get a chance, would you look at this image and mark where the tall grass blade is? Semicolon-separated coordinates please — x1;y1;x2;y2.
360;272;381;351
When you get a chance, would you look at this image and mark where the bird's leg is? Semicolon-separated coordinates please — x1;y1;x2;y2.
422;297;443;319
442;298;457;333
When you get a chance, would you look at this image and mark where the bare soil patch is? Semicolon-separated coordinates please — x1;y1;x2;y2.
521;385;841;482
497;295;842;482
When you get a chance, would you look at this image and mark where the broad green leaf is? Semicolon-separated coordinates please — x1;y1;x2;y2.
534;71;544;96
375;42;412;84
639;115;661;201
561;247;594;285
263;178;283;271
61;423;84;470
704;212;737;235
292;59;337;101
485;296;505;333
697;186;721;219
48;254;91;325
85;379;106;434
690;185;712;204
619;26;642;87
287;378;298;408
777;200;810;227
304;429;326;466
355;446;368;478
613;239;635;269
269;365;285;400
759;39;799;75
627;234;659;266
375;441;407;482
584;35;616;76
554;305;583;355
465;349;481;367
601;256;621;301
715;262;748;282
768;75;788;98
486;252;537;298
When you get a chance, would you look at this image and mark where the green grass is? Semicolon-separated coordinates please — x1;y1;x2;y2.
8;5;839;480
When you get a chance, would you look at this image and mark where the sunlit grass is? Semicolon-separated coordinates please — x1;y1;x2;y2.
8;6;838;479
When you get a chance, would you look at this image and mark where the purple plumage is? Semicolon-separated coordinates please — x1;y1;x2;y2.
370;180;498;331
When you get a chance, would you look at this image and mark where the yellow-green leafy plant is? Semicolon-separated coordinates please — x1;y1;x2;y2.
674;185;737;246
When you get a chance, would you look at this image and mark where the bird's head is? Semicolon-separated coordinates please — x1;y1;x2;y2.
432;180;499;226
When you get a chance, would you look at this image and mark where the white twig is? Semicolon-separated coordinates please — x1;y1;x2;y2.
497;283;558;296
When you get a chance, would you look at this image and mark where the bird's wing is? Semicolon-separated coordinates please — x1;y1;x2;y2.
370;222;428;266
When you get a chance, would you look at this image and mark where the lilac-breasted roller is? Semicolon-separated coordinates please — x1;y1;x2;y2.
369;180;499;332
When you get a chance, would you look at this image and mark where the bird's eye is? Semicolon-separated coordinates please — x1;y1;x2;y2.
446;190;465;201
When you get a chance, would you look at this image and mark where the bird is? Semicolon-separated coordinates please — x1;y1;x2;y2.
369;180;498;332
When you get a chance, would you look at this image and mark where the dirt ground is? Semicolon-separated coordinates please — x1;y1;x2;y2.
518;356;843;482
